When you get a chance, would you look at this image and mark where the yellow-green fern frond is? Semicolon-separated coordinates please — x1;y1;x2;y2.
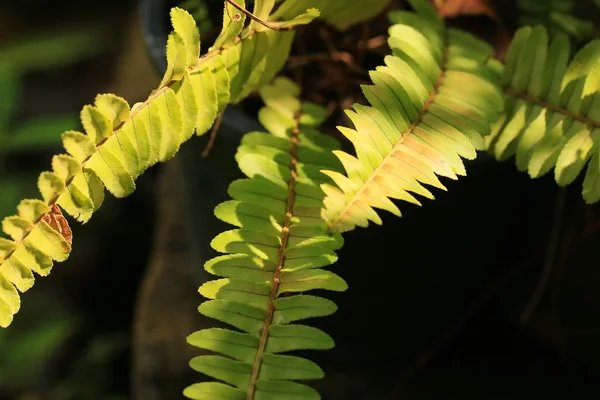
320;0;504;233
0;4;319;328
185;77;347;400
487;26;600;203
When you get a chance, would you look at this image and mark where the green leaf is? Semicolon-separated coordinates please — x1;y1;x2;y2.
204;55;231;113
272;295;337;325
188;328;258;364
154;87;184;161
198;300;266;335
278;269;348;294
62;130;96;163
94;94;131;128
80;105;112;145
0;276;20;328
191;67;218;136
37;171;65;204
229;32;270;103
160;32;188;87
171;7;201;66
259;354;323;380
85;139;135;198
172;71;199;142
190;355;251;389
255;380;319;400
270;8;320;29
250;0;276;32
211;0;246;51
184;382;245;400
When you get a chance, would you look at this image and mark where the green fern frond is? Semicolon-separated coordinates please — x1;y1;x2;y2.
320;0;504;233
0;3;319;328
487;26;600;203
517;0;593;42
185;77;347;400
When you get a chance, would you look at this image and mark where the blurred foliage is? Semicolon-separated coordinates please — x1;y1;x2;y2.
0;26;111;74
0;297;79;392
0;25;106;220
0;63;78;222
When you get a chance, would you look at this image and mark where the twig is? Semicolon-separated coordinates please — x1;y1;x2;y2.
201;110;225;157
521;187;567;322
225;0;284;31
365;35;387;50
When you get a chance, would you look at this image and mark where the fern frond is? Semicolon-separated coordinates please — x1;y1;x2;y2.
517;0;593;42
185;77;347;400
0;4;320;328
487;26;600;203
320;0;504;233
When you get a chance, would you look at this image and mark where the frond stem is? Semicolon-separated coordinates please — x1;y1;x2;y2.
225;0;286;31
246;112;301;399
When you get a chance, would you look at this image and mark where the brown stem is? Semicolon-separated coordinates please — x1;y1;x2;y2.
225;0;284;31
504;88;600;129
201;110;225;157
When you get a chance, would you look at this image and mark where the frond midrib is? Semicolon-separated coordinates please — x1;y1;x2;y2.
504;87;600;128
246;112;301;400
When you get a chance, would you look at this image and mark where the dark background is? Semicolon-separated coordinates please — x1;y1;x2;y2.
1;1;600;399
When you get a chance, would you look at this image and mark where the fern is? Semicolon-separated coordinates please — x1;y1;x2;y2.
0;2;319;328
320;0;504;233
517;0;593;42
185;77;347;400
185;1;507;398
487;26;600;203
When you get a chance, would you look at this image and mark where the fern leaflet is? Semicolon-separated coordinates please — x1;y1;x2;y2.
185;77;347;400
